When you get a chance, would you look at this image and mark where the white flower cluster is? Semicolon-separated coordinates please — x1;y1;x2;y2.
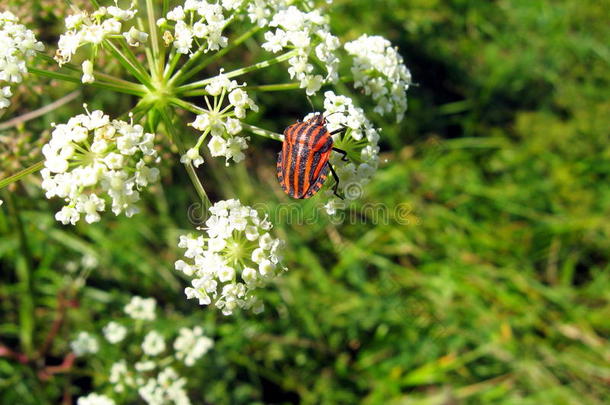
71;331;99;356
184;72;257;167
55;3;146;82
138;368;190;405
175;199;285;315
246;0;285;27
124;295;157;321
0;11;44;110
142;331;166;356
77;296;214;405
41;108;160;225
304;91;380;214
105;324;212;404
159;0;233;54
262;5;340;95
173;326;213;366
103;321;127;343
77;393;116;405
344;34;411;121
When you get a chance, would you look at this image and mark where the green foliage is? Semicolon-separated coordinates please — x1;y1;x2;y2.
1;0;609;404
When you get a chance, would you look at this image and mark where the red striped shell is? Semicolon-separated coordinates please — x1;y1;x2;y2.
276;113;333;199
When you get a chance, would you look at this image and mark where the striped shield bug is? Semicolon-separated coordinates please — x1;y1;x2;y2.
276;113;348;199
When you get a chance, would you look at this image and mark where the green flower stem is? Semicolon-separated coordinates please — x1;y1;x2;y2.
119;38;155;81
158;106;212;213
175;49;300;94
163;49;182;81
170;25;261;87
242;123;284;142
158;0;170;79
0;161;44;190
34;52;144;91
245;82;301;92
244;75;353;93
169;98;284;142
103;39;152;89
27;67;146;97
136;16;157;81
180;88;210;97
169;97;283;140
145;0;161;66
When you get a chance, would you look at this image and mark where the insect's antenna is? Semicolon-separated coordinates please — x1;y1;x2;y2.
305;95;315;114
323;111;346;120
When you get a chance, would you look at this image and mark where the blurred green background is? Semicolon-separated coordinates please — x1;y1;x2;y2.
1;0;609;403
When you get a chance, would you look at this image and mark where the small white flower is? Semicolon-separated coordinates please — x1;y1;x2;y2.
103;321;127;344
180;147;204;168
70;331;99;356
142;331;166;356
123;26;148;46
0;86;12;110
124;296;156;321
81;60;94;83
207;135;227;157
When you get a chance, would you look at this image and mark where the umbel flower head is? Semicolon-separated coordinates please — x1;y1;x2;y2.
41;107;160;225
175;199;284;315
75;296;214;404
184;71;258;167
0;11;44;110
345;34;412;121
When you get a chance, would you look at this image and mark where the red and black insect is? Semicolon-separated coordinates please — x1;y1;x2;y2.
276;113;348;199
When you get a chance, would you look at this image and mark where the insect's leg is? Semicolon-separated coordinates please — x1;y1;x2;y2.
329;127;345;136
328;163;344;200
332;147;349;162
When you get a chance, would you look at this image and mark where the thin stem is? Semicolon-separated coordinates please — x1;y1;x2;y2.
163;49;182;81
146;0;160;65
175;49;300;93
170;25;261;87
119;37;154;81
158;107;211;213
242;123;284;142
158;0;170;77
244;82;301;92
27;67;146;96
0;161;44;190
103;39;152;88
169;97;203;114
34;52;143;91
180;89;209;97
170;98;284;142
137;16;157;81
